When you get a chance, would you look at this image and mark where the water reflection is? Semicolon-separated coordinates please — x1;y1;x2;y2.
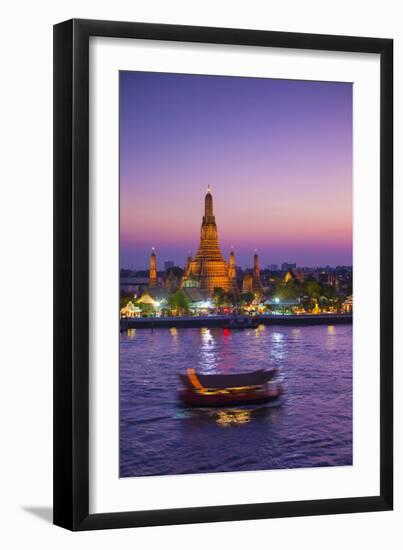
199;327;217;373
200;327;214;344
120;325;353;477
184;402;283;428
216;409;252;426
326;325;336;350
254;324;266;338
271;331;286;361
127;328;136;339
272;332;284;343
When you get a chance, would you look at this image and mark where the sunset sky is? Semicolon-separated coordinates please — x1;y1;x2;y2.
120;71;352;270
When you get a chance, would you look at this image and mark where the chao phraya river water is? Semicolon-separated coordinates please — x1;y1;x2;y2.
120;324;352;477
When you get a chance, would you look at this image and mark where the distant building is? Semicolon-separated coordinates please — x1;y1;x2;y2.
164;269;180;292
268;263;278;271
182;287;211;311
283;269;297;283
262;297;301;315
120;276;149;294
137;288;170;308
164;261;174;271
316;271;330;285
281;262;296;271
264;297;300;308
342;295;353;313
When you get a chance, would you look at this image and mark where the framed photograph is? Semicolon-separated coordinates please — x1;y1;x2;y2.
53;19;393;530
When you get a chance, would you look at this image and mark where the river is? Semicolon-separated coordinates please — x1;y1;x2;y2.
120;324;352;477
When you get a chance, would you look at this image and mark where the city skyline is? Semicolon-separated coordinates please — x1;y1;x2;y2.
120;71;352;269
120;253;352;272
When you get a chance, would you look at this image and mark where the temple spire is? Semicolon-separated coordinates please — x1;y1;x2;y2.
228;247;238;292
229;248;235;270
149;247;157;288
252;250;263;294
180;188;230;293
253;250;259;275
204;186;214;218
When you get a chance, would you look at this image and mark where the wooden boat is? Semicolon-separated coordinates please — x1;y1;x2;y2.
223;315;259;329
178;368;283;407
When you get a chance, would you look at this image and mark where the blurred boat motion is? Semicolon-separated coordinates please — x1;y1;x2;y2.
178;368;283;407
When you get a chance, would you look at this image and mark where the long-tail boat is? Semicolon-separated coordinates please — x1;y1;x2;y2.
178;368;283;407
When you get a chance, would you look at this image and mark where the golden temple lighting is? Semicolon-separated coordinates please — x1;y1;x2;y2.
180;188;237;293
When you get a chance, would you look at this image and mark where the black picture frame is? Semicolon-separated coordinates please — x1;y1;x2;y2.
53;18;393;531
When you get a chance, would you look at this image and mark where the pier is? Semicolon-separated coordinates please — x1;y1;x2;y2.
120;313;352;330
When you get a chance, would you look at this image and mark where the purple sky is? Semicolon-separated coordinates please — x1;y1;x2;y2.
120;71;352;270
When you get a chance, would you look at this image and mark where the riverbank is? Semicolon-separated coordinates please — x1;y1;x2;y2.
120;313;352;330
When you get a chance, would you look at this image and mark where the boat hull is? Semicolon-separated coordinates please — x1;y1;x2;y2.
179;385;283;407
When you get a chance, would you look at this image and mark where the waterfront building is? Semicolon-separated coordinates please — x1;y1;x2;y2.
263;296;301;314
342;295;353;313
120;301;141;318
137;288;170;309
182;287;211;312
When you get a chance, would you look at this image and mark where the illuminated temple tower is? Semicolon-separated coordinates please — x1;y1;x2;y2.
149;248;157;288
242;272;253;293
242;252;263;295
228;248;238;292
181;187;231;293
252;251;263;294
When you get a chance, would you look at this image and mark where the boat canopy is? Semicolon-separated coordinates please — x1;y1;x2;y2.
179;368;277;390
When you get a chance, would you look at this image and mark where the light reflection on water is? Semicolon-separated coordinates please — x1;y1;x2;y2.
199;327;217;373
326;325;337;350
216;409;252;426
270;331;285;361
120;324;352;477
126;328;136;339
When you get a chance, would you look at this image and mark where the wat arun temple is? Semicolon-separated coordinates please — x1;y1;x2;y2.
149;186;263;296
